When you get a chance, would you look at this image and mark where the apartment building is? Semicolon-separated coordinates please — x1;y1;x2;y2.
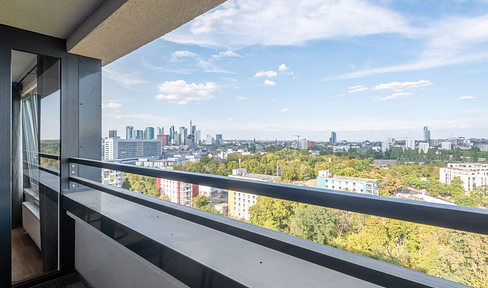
103;138;162;160
228;169;279;220
317;170;379;195
440;163;488;191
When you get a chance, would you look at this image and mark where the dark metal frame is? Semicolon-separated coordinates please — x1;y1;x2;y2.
68;158;485;288
0;24;101;287
70;157;488;235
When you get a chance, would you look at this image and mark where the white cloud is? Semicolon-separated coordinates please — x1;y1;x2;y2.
102;102;122;109
278;64;290;71
373;80;433;92
348;85;369;93
459;96;477;100
236;96;249;100
103;67;147;90
255;70;278;78
212;50;240;59
172;50;198;60
163;0;414;48
228;117;235;121
280;108;291;112
155;80;219;105
372;92;413;101
264;79;277;86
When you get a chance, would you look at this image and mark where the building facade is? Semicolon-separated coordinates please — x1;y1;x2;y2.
156;167;194;206
145;127;155;140
440;163;488;191
317;170;379;195
228;169;279;220
104;138;162;160
126;126;134;139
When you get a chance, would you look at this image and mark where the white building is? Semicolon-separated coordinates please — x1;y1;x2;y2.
102;169;122;188
104;138;162;160
228;169;279;220
418;142;430;153
405;138;415;150
317;170;379;195
381;141;390;152
440;163;488;191
441;142;452;150
205;134;214;145
158;167;194;206
198;185;218;197
298;138;307;150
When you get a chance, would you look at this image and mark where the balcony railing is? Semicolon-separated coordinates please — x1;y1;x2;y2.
67;156;487;288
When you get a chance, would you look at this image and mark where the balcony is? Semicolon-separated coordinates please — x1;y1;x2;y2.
1;1;488;288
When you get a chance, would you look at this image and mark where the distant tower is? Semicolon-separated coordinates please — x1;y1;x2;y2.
330;131;337;144
423;126;431;142
145;127;155;139
109;130;117;139
125;126;133;139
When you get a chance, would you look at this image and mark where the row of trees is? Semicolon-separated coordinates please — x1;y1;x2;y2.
248;198;488;287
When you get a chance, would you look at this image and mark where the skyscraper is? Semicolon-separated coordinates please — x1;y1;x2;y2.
423;126;431;142
126;126;133;139
179;126;187;145
330;131;337;144
109;130;117;138
135;130;144;139
216;134;223;145
157;127;164;136
145;127;155;139
169;126;175;142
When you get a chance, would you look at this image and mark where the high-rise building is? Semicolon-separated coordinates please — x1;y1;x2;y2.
103;138;162;160
405;138;415;149
108;130;117;138
169;126;175;142
423;126;431;142
381;141;390;152
330;131;337;144
126;126;133;139
179;126;187;145
298;138;307;150
206;134;214;145
135;130;144;139
216;134;223;145
195;130;201;144
157;127;164;136
157;135;169;146
145;127;155;139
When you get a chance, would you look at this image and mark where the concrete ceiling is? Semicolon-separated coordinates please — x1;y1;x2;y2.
0;0;105;39
1;0;226;65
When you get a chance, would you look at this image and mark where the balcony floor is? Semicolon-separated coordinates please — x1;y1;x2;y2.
11;227;50;285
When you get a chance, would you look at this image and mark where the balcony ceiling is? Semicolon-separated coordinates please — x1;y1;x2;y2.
0;0;105;39
1;0;226;65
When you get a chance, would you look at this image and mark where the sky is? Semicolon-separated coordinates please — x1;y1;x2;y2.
101;0;488;142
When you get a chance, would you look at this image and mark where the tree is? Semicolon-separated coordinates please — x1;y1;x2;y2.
290;205;338;245
248;197;297;232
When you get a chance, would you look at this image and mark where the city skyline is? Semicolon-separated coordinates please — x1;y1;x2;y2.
102;0;488;141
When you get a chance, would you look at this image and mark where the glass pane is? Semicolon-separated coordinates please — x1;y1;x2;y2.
13;50;60;285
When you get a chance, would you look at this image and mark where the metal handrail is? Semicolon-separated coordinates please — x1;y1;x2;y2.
69;157;488;235
39;152;60;161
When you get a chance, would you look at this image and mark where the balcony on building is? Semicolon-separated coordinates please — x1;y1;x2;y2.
1;1;488;288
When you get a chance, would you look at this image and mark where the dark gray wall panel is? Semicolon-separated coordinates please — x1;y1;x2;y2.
78;56;101;182
0;42;12;287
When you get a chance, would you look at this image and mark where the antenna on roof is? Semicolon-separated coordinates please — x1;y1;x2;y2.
239;158;241;169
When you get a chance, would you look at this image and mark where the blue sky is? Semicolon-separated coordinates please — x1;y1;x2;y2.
102;0;488;142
